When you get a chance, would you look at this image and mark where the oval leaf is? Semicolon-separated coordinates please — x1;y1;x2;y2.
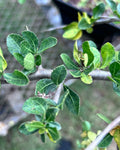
23;97;48;115
64;86;80;115
22;30;38;53
93;3;105;19
35;79;57;95
24;53;35;70
39;37;57;53
60;53;79;70
101;42;115;69
51;65;67;85
7;34;24;55
3;70;29;86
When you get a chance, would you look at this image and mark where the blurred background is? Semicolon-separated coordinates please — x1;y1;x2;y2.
0;0;120;149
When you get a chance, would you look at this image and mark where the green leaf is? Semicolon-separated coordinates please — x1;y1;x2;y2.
73;41;81;64
64;86;80;115
101;42;115;69
51;65;67;85
109;62;120;84
88;41;97;48
88;131;97;141
23;97;48;115
38;37;57;53
18;0;26;4
58;90;69;110
35;79;57;95
43;98;57;106
46;122;61;131
82;41;94;66
113;128;120;149
63;28;82;40
0;48;7;72
22;30;38;53
46;127;60;143
82;121;91;131
113;82;120;96
35;55;41;66
19;123;37;135
93;3;105;19
97;113;111;124
98;133;113;148
25;121;44;132
41;134;45;143
69;70;81;77
46;107;59;122
78;18;91;30
20;40;34;56
24;53;35;70
7;34;24;55
60;53;79;70
81;72;93;84
3;70;29;86
13;53;24;66
106;0;117;12
90;47;100;69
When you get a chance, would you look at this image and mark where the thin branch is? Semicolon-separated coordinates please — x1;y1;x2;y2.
85;116;120;150
0;69;111;85
95;16;120;25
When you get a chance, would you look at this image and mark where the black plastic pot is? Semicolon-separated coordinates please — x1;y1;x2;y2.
52;0;120;48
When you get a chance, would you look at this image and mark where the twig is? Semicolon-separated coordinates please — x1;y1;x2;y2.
95;16;120;25
0;69;112;85
85;116;120;150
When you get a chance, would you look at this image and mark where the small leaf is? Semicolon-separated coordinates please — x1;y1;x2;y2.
113;82;120;96
82;121;91;131
35;55;41;66
90;47;100;69
35;79;57;95
13;53;24;66
23;97;48;115
60;53;79;70
22;30;38;53
93;3;105;19
98;133;113;148
46;107;59;122
20;40;34;56
82;41;94;66
113;128;120;149
7;34;24;55
18;0;26;4
101;42;115;69
64;86;80;115
97;113;111;124
41;134;45;143
81;72;93;84
24;53;35;70
0;48;7;72
3;70;29;86
73;41;81;64
46;122;61;131
69;70;81;77
88;131;97;141
109;62;120;84
46;127;60;143
19;123;37;135
51;65;67;85
58;90;69;110
106;0;117;12
25;121;44;132
78;18;91;30
22;67;36;76
39;37;57;53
